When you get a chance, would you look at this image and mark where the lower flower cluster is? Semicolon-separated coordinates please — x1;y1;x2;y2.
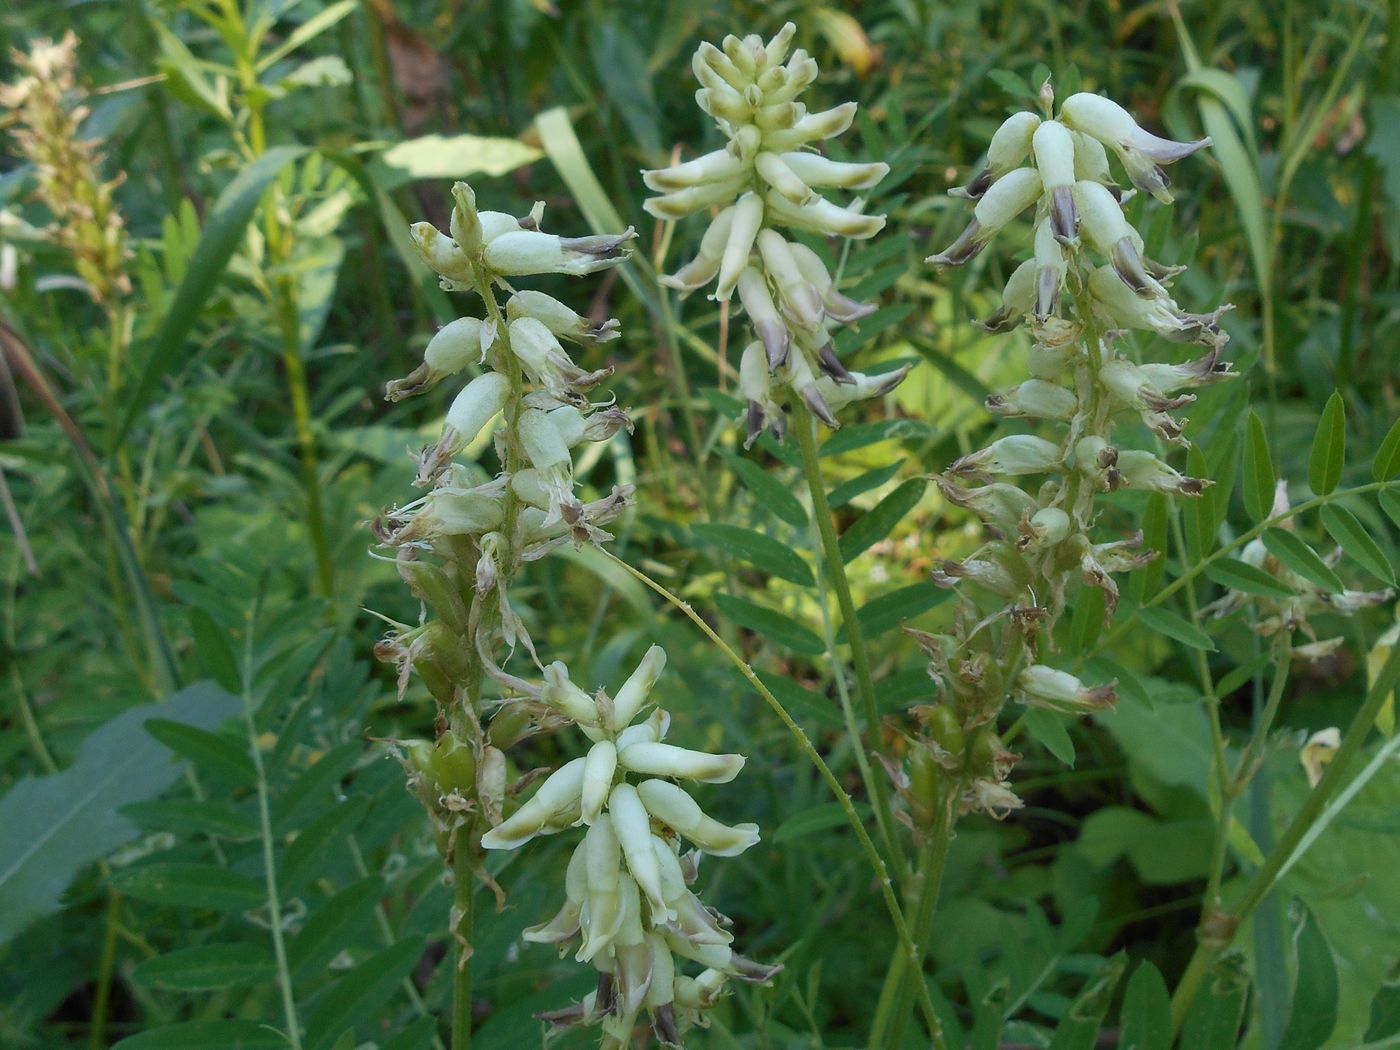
484;648;776;1048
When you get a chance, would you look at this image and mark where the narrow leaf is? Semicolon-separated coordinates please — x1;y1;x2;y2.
1308;391;1346;497
828;460;904;509
304;936;425;1050
690;523;813;586
110;863;263;912
1120;961;1172;1050
133;943;275;990
1242;411;1275;522
1262;528;1344;593
1320;504;1395;585
837;582;950;641
1373;416;1400;482
1137;607;1216;651
772;802;871;843
839;478;926;563
714;594;824;656
1204;558;1294;598
143;719;255;784
114;1020;287;1049
718;452;806;527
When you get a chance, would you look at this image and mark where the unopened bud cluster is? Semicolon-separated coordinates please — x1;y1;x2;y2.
646;23;909;444
377;183;769;1044
901;84;1234;820
1205;481;1393;658
1;32;130;304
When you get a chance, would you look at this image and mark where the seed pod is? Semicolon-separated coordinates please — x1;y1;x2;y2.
610;645;667;730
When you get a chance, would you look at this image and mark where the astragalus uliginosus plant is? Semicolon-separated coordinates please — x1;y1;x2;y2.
377;182;772;1049
869;84;1231;1046
645;20;913;883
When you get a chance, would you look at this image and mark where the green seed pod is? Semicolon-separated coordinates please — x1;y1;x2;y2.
428;733;478;795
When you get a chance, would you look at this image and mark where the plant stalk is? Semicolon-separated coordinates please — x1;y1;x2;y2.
791;401;907;878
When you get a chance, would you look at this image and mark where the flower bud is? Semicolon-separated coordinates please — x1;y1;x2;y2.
1088;266;1230;347
642;148;747;191
955;110;1040;198
754;151;815;205
985;378;1078;421
662;205;736;295
448;181;484;254
930;168;1042;266
609;783;672;922
757;230;824;328
761;102;857;150
1016;665;1116;714
1032;121;1079;244
1060;92;1210;203
645;175;750;220
619;741;745;784
1033;219;1067;319
480;756;587;849
715;192;764;300
580;740;617;825
1114;449;1209;496
780;152;888;190
787;242;876;323
935;476;1039;534
410;222;473;282
636;779;761;857
386;316;490;401
484;228;635;277
1019;506;1072;548
610;645;667;730
949;434;1064;478
542;661;602;726
763;188;885;239
507;290;619;345
737;266;790;369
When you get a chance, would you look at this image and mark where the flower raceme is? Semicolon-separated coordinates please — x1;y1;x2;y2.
899;83;1234;821
646;23;910;444
379;183;771;1047
483;647;775;1048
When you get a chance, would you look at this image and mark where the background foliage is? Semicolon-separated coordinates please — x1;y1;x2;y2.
2;0;1399;1047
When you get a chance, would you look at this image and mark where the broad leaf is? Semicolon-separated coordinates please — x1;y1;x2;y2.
1262;527;1344;593
0;683;239;943
133;943;275;991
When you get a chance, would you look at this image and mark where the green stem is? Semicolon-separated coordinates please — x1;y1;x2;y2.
602;549;945;1045
870;793;956;1050
1169;641;1400;1030
451;839;475;1050
791;402;906;877
241;603;302;1050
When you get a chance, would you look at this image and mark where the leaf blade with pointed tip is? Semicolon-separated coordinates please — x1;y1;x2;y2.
1308;391;1346;497
1242;411;1276;522
1320;504;1395;585
1262;527;1345;593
